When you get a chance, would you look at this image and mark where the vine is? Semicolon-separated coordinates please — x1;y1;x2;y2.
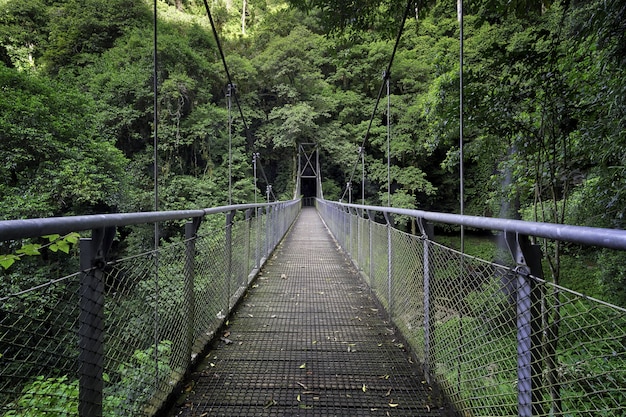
0;233;80;270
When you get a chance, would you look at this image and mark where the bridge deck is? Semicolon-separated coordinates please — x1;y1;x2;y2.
168;207;452;417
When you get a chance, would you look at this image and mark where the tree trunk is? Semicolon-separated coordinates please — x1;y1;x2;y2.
241;0;247;35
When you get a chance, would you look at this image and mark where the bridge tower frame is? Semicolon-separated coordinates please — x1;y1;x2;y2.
295;143;323;202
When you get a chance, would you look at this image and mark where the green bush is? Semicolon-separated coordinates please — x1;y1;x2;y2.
3;341;172;417
3;376;78;417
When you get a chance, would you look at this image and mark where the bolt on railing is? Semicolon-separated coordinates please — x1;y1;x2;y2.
317;199;626;417
0;200;300;417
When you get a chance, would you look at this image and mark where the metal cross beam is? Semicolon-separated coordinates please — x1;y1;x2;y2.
296;143;322;200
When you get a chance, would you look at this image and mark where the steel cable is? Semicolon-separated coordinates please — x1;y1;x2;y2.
341;0;413;202
201;0;277;201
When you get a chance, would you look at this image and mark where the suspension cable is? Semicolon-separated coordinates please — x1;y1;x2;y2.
255;155;278;201
202;0;250;144
341;0;413;202
201;0;277;202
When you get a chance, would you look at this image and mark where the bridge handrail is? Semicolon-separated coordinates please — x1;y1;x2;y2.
0;199;301;417
322;200;626;250
0;200;298;242
317;198;626;417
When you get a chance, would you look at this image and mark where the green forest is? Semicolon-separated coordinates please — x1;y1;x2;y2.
1;0;625;302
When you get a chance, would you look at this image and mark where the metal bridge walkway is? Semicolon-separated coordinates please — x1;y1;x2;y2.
169;207;451;417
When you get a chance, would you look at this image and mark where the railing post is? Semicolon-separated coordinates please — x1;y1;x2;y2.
356;208;362;269
245;209;252;285
184;220;200;365
225;210;235;312
417;218;435;382
347;208;352;252
340;206;344;245
384;212;393;318
367;209;374;290
256;207;261;268
265;205;271;257
78;227;114;417
506;232;544;417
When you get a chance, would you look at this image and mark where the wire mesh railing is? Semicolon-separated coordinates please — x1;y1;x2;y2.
317;199;626;417
0;200;300;417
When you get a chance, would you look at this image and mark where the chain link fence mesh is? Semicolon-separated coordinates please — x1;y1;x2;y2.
1;274;81;417
318;202;626;417
1;202;299;416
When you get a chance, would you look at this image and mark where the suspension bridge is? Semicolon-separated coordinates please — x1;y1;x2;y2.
2;1;626;415
1;177;626;416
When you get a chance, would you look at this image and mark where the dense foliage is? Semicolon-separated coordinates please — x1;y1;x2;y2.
1;1;625;414
1;0;624;290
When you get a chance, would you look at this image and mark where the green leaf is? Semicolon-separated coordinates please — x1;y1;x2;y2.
43;234;61;242
64;232;80;245
16;243;42;256
0;254;19;269
56;240;71;254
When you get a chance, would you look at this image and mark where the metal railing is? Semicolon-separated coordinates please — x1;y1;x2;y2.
317;199;626;417
0;200;300;417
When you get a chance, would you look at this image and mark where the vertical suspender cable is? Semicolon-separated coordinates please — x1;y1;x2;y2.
227;83;233;205
386;71;391;207
457;0;465;400
458;0;465;251
152;0;160;388
361;147;365;205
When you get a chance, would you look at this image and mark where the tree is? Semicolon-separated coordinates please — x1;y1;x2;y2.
43;0;151;73
0;64;128;219
0;0;49;69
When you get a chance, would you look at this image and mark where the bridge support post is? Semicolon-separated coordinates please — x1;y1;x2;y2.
245;209;252;285
417;218;435;382
256;207;261;268
356;208;362;270
185;220;200;365
348;207;356;259
366;210;374;290
384;212;394;318
265;205;271;259
78;227;114;417
225;211;236;312
506;232;544;417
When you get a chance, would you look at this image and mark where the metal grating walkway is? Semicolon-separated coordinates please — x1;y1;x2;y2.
168;207;453;417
